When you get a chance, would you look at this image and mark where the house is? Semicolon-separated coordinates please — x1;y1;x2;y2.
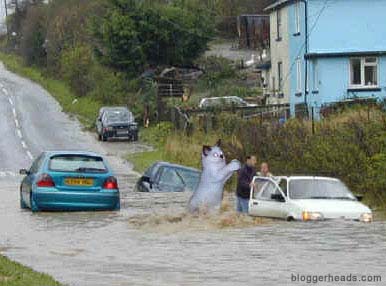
264;0;386;117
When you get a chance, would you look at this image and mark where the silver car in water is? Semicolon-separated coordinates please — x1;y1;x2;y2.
248;176;372;222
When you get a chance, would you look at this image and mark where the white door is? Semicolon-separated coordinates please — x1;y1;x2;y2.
249;177;287;219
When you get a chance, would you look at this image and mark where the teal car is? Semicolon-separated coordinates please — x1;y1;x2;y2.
19;151;120;212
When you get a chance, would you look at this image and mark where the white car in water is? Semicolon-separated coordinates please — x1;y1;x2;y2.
248;176;373;222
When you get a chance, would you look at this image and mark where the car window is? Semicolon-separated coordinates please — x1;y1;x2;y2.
29;153;45;174
254;178;281;200
49;155;107;173
158;167;184;187
278;179;288;196
105;110;132;123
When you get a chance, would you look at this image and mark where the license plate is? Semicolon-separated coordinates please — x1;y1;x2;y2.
65;178;94;186
117;130;128;135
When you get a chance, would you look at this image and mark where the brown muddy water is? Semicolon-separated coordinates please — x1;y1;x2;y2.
1;175;386;286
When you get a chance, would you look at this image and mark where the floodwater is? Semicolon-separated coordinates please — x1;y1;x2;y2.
0;60;385;285
1;175;386;286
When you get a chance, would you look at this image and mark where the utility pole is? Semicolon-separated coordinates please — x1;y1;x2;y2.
4;0;9;38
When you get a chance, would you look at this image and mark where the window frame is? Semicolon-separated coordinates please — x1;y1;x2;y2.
349;57;379;89
296;57;302;93
278;61;283;90
312;59;318;92
276;9;282;41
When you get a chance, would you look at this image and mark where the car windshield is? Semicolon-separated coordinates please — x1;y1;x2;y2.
49;155;108;173
159;167;201;191
105;110;132;123
289;179;356;200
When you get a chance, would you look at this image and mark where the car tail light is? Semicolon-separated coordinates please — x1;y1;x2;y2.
36;174;55;188
103;176;118;190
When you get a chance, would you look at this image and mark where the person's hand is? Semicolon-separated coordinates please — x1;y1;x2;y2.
249;182;255;188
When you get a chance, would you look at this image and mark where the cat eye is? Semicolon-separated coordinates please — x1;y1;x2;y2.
213;153;219;157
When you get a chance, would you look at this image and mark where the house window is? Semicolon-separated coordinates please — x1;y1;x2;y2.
278;62;283;90
276;10;282;40
350;57;378;88
295;1;301;34
296;58;302;92
312;60;318;91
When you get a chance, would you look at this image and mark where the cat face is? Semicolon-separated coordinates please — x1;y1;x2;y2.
202;140;226;167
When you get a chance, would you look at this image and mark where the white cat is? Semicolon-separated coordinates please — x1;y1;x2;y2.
188;140;241;213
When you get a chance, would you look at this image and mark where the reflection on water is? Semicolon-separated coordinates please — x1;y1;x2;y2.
1;179;386;286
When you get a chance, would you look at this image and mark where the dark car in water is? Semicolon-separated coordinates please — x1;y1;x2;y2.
136;162;201;192
96;107;138;141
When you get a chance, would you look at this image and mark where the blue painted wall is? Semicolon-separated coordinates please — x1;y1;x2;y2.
308;0;386;54
283;0;386;116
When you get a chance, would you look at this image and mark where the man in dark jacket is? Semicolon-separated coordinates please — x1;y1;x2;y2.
236;155;257;213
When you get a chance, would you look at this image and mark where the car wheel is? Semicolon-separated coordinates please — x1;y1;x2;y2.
286;216;295;222
131;132;138;142
20;190;28;209
30;192;39;212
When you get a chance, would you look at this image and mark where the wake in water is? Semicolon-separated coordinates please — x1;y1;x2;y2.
127;199;270;233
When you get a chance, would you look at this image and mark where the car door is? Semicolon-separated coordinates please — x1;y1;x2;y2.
96;111;104;134
154;167;185;192
249;177;287;219
21;154;44;206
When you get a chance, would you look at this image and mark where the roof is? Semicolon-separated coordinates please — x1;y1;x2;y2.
264;0;294;12
45;150;104;158
151;161;200;173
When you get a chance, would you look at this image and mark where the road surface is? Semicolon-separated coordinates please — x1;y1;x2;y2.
1;62;386;286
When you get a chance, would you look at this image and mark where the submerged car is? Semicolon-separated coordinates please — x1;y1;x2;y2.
248;176;372;222
19;151;120;212
136;162;201;192
198;96;257;109
96;106;138;142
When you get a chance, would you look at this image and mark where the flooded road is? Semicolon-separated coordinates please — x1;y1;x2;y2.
1;63;386;286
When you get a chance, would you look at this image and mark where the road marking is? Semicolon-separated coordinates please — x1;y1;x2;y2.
0;171;18;177
8;97;13;105
21;140;27;149
12;108;17;117
2;88;8;95
16;129;23;138
27;151;33;160
15;118;20;128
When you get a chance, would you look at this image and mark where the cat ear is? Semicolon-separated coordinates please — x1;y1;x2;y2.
215;139;222;147
203;145;212;156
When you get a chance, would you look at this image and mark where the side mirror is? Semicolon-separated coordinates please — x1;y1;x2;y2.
355;195;364;202
271;193;285;202
19;169;30;175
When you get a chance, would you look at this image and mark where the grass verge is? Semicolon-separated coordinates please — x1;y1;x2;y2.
0;255;61;286
0;52;102;129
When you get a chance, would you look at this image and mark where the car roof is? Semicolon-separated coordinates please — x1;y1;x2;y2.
44;150;105;158
201;96;241;101
257;176;340;181
154;161;200;171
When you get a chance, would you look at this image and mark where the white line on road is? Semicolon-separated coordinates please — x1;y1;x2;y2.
8;97;13;105
21;141;27;149
2;88;8;95
16;129;23;139
26;151;33;160
12;108;17;118
15;119;19;128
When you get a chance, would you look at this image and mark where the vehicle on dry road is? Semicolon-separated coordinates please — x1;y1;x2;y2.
249;176;372;222
96;107;138;142
136;162;201;192
19;151;120;212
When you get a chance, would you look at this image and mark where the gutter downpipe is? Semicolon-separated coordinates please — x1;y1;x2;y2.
303;0;309;116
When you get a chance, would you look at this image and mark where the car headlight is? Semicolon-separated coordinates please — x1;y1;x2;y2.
360;213;373;223
302;211;324;221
